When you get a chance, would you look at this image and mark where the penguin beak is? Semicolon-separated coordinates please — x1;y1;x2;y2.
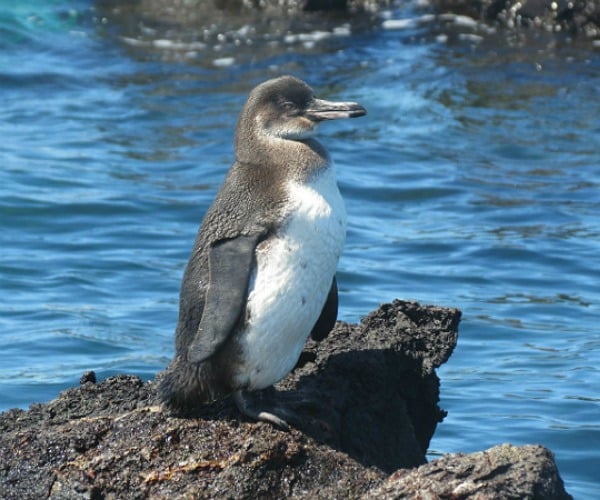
305;98;367;121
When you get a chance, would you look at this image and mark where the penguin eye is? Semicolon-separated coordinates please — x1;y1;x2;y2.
281;101;296;112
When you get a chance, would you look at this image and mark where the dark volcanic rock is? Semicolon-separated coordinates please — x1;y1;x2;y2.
0;300;571;498
433;0;600;38
96;0;600;41
364;443;573;499
272;300;459;472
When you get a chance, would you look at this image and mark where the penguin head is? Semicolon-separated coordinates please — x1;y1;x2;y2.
238;75;367;142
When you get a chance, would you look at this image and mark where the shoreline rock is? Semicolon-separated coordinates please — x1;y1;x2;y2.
432;0;600;39
365;443;572;499
0;300;571;498
96;0;600;43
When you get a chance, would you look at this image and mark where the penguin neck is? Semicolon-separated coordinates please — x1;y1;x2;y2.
234;130;331;181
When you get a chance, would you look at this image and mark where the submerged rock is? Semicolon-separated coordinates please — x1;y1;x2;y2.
0;300;571;498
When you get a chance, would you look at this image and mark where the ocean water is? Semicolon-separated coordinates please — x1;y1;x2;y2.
1;1;599;497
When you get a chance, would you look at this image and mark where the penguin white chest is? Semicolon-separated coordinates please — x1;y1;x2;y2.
234;166;346;390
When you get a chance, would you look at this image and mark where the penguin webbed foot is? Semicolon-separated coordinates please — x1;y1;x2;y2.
233;389;295;431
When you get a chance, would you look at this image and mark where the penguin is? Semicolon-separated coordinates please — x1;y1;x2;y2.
158;75;366;429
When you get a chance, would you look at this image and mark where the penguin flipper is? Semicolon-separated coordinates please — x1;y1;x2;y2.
310;276;338;341
188;233;261;363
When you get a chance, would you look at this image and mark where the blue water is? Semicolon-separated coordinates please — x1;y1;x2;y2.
1;1;599;497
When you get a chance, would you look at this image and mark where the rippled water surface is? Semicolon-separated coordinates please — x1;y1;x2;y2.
1;1;599;497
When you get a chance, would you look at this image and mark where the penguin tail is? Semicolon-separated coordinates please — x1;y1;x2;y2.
156;356;227;412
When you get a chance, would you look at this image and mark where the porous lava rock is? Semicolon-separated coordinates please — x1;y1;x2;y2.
0;300;571;499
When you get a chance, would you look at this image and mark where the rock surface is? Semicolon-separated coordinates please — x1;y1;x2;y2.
96;0;600;41
365;443;572;499
432;0;600;38
0;300;571;498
